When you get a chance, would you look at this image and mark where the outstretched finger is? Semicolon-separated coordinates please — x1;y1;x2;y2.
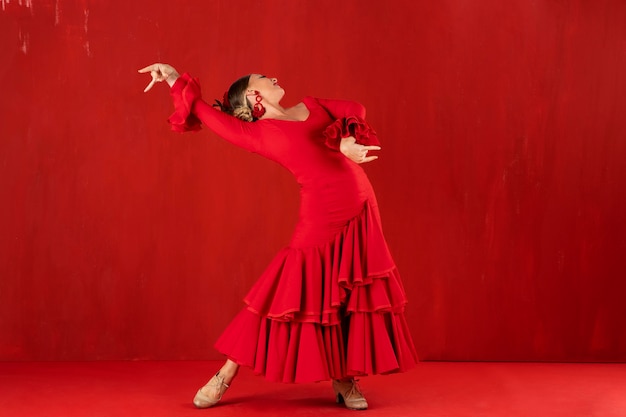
363;145;382;151
138;64;158;73
143;77;157;93
359;155;379;164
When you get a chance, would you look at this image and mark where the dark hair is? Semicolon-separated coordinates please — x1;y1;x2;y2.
214;74;255;122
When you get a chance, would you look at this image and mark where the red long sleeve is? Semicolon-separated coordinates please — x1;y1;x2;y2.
314;97;367;120
168;73;262;153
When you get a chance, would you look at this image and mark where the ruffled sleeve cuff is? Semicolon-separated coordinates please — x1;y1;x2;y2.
168;73;203;133
322;115;381;151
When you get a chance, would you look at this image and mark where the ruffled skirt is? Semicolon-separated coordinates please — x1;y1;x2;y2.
215;201;418;383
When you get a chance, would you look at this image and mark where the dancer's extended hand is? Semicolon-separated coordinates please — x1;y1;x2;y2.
138;63;180;92
340;136;380;164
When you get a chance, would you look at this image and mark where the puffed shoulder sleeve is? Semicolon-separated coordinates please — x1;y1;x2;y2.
167;73;261;153
315;97;381;151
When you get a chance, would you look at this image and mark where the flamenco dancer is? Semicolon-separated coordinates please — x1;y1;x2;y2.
139;63;418;410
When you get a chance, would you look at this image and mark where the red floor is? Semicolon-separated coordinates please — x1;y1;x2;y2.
1;361;625;417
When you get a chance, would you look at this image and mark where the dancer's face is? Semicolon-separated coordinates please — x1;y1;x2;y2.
247;74;284;102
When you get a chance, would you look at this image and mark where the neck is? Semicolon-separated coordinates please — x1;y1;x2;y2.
260;102;292;120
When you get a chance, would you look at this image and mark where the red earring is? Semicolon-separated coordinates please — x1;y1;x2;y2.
252;90;266;119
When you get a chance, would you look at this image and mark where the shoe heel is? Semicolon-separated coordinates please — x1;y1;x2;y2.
332;379;368;410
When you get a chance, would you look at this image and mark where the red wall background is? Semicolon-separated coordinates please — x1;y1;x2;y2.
1;0;625;362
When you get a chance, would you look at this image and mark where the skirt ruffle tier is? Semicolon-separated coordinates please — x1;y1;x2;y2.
215;201;418;383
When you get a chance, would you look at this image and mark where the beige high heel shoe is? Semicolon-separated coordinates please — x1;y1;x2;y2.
332;379;368;410
192;372;230;409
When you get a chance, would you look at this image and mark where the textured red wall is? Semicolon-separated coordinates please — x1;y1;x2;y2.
1;0;625;362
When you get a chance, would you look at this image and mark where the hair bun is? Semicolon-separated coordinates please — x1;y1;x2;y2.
233;105;253;122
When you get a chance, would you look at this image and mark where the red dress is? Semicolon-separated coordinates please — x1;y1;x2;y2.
169;74;418;383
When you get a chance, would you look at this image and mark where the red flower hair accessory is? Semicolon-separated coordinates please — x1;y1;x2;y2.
213;91;231;112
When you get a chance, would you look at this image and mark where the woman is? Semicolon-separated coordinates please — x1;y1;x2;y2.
139;63;418;410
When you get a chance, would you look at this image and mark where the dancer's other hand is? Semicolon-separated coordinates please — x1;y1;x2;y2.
138;63;180;92
340;136;380;164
